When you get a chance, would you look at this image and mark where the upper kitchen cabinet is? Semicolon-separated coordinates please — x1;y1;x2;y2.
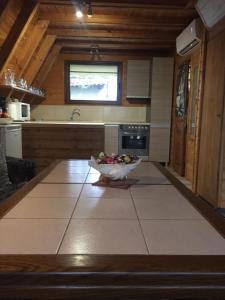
126;60;151;100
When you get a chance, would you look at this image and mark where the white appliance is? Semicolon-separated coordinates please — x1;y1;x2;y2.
176;19;201;56
195;0;225;28
118;124;150;160
8;102;30;121
0;124;22;158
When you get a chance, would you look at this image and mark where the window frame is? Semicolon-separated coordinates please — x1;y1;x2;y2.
64;61;122;105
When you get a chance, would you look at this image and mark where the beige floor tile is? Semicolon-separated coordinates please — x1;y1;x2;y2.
134;196;203;219
0;219;69;254
59;160;90;167
130;162;166;177
81;184;131;198
129;175;171;185
58;219;148;254
72;197;137;219
27;184;82;198
85;173;100;183
53;164;90;174
129;163;170;184
141;219;225;255
131;184;183;199
42;172;87;183
4;197;78;219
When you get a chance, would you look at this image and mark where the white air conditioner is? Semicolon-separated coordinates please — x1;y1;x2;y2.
176;19;201;56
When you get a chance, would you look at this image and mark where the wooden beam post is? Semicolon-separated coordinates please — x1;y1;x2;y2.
22;35;56;85
0;0;8;19
0;0;39;78
33;44;61;87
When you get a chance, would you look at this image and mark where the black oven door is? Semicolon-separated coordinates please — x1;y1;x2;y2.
122;135;147;150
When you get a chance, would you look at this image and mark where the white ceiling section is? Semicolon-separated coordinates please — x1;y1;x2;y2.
195;0;225;28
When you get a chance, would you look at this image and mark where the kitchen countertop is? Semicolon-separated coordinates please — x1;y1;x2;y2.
14;121;151;126
17;121;105;128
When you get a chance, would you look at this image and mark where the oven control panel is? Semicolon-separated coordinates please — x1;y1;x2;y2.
119;124;149;132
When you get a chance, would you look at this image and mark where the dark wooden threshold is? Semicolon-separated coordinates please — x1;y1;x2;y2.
0;161;225;300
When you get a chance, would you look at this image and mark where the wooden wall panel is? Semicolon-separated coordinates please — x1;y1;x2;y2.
22;34;56;85
41;53;154;106
33;44;61;87
197;30;225;206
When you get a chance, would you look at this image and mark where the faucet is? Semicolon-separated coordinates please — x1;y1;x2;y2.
70;108;80;121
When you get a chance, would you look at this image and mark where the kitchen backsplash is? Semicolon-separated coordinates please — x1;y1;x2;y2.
31;105;147;123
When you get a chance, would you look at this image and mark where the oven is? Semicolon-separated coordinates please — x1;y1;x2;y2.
118;124;150;158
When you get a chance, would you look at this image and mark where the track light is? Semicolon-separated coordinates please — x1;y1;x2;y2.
76;9;83;18
87;3;93;18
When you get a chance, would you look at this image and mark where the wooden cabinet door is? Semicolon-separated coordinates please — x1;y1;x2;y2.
197;31;225;206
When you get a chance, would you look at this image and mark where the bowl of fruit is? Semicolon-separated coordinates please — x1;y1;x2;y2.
89;152;141;180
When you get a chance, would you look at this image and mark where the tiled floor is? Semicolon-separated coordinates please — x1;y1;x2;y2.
1;160;225;255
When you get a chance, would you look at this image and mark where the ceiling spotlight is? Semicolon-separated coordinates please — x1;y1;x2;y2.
76;9;83;18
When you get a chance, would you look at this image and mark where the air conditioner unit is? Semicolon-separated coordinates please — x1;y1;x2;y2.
176;19;201;56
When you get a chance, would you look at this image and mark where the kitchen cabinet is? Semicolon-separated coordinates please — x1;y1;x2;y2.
149;57;174;162
126;60;151;99
22;123;104;172
104;125;119;155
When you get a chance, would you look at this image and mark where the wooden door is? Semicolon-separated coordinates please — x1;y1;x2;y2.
185;50;200;183
197;31;225;206
172;62;189;176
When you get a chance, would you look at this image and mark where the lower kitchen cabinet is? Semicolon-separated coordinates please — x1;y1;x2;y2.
22;124;104;172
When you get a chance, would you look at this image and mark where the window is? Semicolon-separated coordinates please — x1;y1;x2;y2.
65;61;121;105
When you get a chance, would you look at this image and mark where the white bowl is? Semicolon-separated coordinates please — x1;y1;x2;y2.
0;118;13;124
89;156;141;180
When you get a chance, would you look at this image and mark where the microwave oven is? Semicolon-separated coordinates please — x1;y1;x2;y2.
8;102;31;121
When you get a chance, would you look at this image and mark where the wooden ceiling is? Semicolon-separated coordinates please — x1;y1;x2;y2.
36;0;198;54
0;0;198;88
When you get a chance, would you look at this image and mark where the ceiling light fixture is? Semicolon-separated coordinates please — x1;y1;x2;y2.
90;45;101;60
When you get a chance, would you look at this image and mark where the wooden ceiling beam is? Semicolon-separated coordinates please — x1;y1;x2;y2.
0;0;22;49
0;0;38;78
0;0;8;18
22;35;56;84
33;44;62;87
39;5;197;25
48;23;184;32
15;20;50;78
37;0;193;9
61;47;173;56
57;38;175;46
59;42;173;50
47;28;179;40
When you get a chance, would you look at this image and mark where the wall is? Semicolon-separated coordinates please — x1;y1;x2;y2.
31;53;153;122
197;18;225;208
